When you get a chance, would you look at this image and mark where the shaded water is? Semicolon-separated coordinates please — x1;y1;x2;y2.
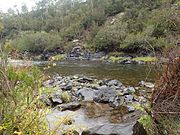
40;60;155;85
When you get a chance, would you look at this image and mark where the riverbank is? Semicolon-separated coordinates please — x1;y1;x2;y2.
41;74;154;134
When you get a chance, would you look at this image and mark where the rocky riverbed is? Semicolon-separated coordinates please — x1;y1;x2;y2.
41;74;154;135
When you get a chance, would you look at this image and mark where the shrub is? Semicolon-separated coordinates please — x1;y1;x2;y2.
12;31;63;53
62;22;83;41
93;21;127;52
61;92;71;103
0;66;50;134
105;0;124;16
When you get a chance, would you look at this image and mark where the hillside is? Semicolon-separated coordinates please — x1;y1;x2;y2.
0;0;179;56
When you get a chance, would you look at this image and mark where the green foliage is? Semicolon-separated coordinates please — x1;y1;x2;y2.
108;56;127;62
62;22;83;41
132;57;157;62
61;92;71;103
93;20;127;52
138;115;152;128
1;0;178;54
0;20;4;32
0;66;50;134
12;31;63;53
105;0;124;16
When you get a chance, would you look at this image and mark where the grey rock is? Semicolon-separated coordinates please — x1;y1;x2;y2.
82;121;147;135
77;77;93;83
108;80;122;87
110;96;124;107
127;106;135;113
77;88;95;101
51;91;63;104
56;102;81;111
61;84;72;91
139;81;154;88
40;94;52;106
127;87;136;93
125;95;134;103
94;87;117;103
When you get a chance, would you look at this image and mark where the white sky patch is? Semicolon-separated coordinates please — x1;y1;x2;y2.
0;0;36;13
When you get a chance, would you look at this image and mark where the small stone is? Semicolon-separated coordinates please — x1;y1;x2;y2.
107;80;122;87
61;84;72;91
125;95;134;103
56;102;81;111
127;87;136;93
127;105;135;113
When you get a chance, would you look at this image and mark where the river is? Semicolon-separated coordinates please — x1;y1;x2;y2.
39;60;155;85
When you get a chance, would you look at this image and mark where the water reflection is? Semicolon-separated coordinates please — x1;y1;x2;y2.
40;60;155;85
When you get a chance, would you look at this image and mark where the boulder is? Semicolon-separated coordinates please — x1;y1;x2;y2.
93;87;117;103
82;121;147;135
56;102;81;111
77;88;96;101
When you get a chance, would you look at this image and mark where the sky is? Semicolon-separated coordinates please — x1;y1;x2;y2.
0;0;36;13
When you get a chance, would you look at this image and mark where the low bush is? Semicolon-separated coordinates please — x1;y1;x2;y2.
12;31;63;53
0;66;50;134
61;92;71;103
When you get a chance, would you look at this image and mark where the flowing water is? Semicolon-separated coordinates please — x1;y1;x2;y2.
39;60;155;85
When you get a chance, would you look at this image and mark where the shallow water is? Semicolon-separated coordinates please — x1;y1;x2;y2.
46;102;143;134
40;60;155;85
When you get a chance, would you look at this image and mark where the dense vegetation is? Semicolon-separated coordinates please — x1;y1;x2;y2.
0;0;179;55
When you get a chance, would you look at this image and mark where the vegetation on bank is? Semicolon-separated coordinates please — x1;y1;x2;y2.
0;0;179;55
136;47;180;135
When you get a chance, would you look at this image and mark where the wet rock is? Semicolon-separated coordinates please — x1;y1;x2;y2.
40;94;52;106
127;106;135;113
110;96;124;107
91;52;105;59
82;121;147;135
139;81;154;88
56;102;81;111
51;91;63;104
77;77;93;83
77;88;95;101
125;95;134;103
127;87;136;93
61;84;72;91
94;87;116;103
107;80;122;87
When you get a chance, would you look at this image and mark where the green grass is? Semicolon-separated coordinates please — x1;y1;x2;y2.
40;87;59;95
132;57;157;62
61;92;71;103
